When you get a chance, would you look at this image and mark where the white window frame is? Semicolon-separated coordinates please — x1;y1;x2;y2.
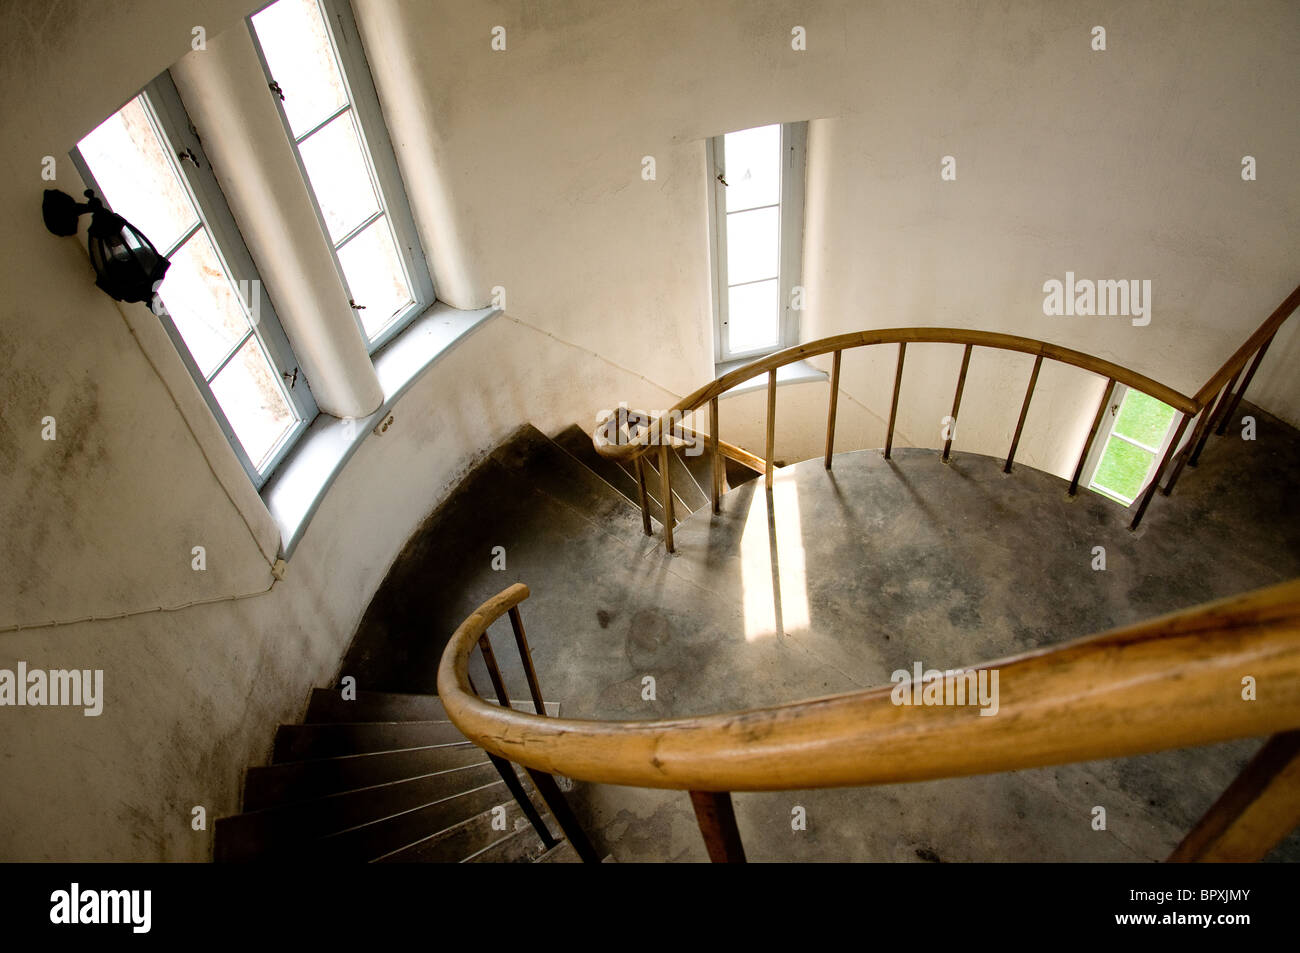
71;73;318;489
707;121;807;365
247;0;434;353
1083;383;1181;506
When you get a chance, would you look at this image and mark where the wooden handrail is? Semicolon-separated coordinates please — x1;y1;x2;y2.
437;290;1300;860
593;283;1299;542
438;579;1300;793
592;326;1201;464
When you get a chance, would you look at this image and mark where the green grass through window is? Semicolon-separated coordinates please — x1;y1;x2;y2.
1088;390;1177;504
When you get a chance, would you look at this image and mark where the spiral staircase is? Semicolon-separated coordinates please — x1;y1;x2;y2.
215;284;1300;863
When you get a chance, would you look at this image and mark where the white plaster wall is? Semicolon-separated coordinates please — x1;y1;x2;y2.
800;1;1300;474
1;0;1297;860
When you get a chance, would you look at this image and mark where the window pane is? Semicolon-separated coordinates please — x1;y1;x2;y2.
251;0;348;138
1114;390;1176;449
727;279;780;354
298;112;381;242
77;96;198;253
211;337;296;469
726;206;780;285
1091;437;1154;502
724;124;780;213
159;230;253;377
337;218;413;337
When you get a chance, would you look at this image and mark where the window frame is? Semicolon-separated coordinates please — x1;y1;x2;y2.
246;0;435;354
707;121;807;365
1084;383;1180;506
71;72;318;489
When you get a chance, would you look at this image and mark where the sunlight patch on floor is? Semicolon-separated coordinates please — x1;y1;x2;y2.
740;475;810;641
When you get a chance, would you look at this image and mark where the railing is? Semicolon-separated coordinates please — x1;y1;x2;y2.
439;580;1300;862
593;283;1300;550
444;589;601;863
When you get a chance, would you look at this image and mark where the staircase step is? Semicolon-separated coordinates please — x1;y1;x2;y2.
678;444;724;500
490;424;649;548
463;824;549;863
636;453;694;524
616;460;671;528
536;840;582;863
552;423;676;528
214;762;502;861
663;446;709;511
271;721;465;763
725;456;763;488
316;779;515;862
243;743;484;811
305;688;446;724
375;795;536;862
552;424;644;506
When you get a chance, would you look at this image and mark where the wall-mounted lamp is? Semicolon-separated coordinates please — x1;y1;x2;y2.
42;188;170;308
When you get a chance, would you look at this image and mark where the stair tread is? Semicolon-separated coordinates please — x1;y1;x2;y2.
635;454;692;525
662;445;710;511
678;442;724;499
215;763;503;861
552;424;644;505
243;743;484;811
536;840;582;863
462;824;549;863
319;780;514;862
272;721;467;763
305;688;447;723
374;794;535;863
489;426;649;547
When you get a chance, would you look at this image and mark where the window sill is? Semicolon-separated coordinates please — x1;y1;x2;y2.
714;357;828;398
261;302;500;558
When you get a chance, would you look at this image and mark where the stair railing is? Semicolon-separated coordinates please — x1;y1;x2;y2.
1163;282;1300;495
445;585;600;863
594;283;1300;550
439;580;1300;863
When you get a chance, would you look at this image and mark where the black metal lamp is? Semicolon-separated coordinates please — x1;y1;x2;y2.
43;188;170;307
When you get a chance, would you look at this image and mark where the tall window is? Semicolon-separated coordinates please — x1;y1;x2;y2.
250;0;433;350
1087;386;1179;505
708;122;807;363
74;76;315;487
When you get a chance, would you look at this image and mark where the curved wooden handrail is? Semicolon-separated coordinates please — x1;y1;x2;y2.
438;578;1300;793
597;421;766;474
592;326;1201;462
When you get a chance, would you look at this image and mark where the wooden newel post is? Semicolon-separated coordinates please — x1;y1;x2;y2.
689;790;747;863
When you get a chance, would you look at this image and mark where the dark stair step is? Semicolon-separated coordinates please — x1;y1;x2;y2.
375;794;554;862
214;762;502;861
552;423;671;527
635;453;697;523
463;824;549;863
678;443;729;500
661;445;709;511
312;779;517;862
304;688;446;724
489;424;649;548
536;840;583;863
243;743;484;811
552;424;644;505
725;456;763;488
271;721;466;763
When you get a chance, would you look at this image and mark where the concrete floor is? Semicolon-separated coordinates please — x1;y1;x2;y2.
342;401;1300;862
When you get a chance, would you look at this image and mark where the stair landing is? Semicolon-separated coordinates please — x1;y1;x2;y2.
337;408;1300;862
